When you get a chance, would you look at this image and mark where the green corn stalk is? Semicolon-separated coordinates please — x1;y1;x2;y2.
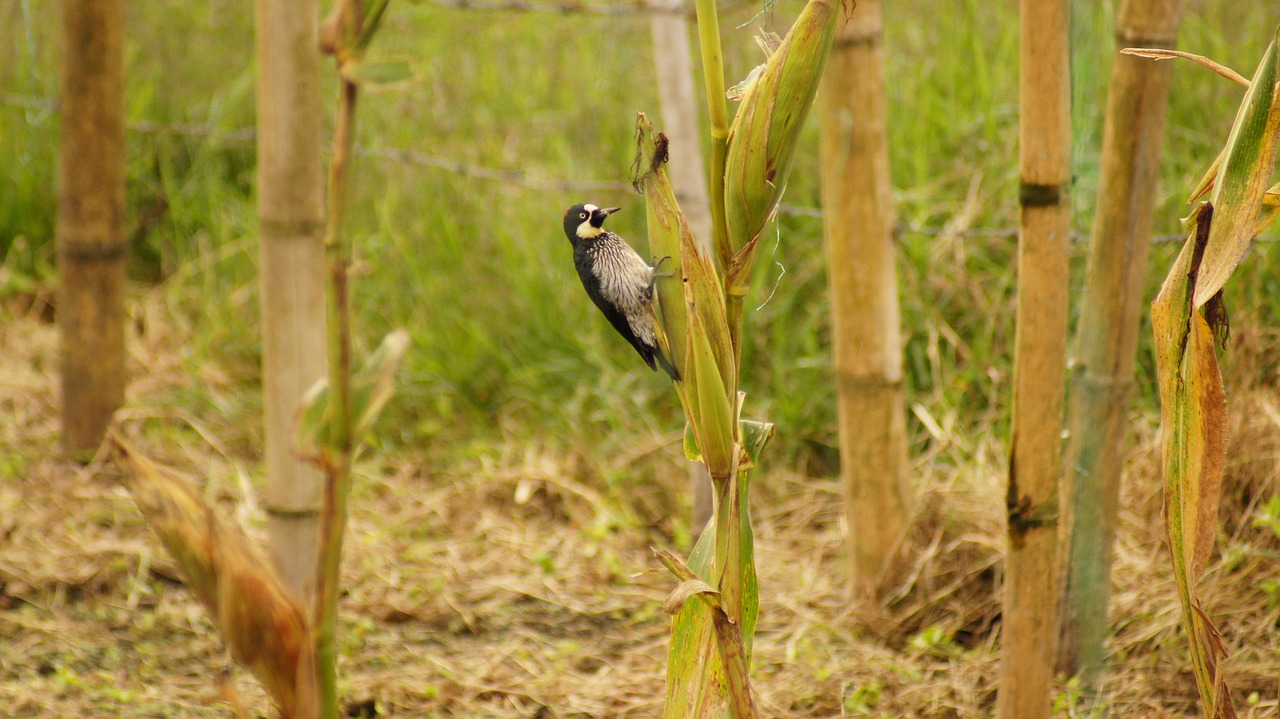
632;2;840;715
113;3;406;718
109;2;406;717
311;1;408;716
1146;25;1279;719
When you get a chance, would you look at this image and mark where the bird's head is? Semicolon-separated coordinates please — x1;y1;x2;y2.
563;203;620;241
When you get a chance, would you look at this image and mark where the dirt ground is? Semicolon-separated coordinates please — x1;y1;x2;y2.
2;309;1279;718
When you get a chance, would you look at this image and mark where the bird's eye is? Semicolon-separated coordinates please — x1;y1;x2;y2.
579;212;588;220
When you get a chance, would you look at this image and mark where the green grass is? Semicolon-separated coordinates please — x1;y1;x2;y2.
1;0;1278;473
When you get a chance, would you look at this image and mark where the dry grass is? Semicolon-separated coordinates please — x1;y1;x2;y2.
1;296;1278;718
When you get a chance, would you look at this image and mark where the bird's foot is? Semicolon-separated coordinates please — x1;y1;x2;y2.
650;255;675;281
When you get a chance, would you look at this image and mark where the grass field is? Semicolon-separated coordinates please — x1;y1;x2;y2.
2;0;1280;716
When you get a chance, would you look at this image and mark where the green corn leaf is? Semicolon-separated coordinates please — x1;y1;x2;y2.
635;112;692;380
663;466;761;719
1151;204;1235;719
297;329;410;464
1194;26;1280;307
685;312;735;479
663;511;722;719
739;418;775;468
355;0;395;52
683;423;703;463
339;57;414;88
680;211;735;395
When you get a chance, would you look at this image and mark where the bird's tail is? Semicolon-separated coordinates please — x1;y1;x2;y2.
654;348;680;382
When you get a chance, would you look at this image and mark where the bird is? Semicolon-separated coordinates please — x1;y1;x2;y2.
562;203;679;381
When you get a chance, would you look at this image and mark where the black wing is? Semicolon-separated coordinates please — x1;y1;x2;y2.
573;252;660;372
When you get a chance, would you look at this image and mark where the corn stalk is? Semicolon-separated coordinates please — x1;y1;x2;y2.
115;2;408;717
1141;26;1280;719
1056;0;1182;685
637;1;842;715
309;1;406;715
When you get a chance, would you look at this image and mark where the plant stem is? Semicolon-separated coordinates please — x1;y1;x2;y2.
713;461;760;719
313;3;361;716
692;0;731;272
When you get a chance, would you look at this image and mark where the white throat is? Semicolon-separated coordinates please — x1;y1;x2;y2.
576;221;603;239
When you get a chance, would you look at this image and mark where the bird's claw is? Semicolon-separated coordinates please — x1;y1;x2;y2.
651;255;675;279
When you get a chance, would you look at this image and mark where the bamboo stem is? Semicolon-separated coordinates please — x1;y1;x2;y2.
818;0;911;602
312;3;362;716
1058;0;1183;684
57;0;127;455
997;0;1071;717
255;0;328;601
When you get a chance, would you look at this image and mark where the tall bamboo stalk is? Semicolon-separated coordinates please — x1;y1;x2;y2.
650;11;716;532
57;0;127;455
998;0;1071;717
255;0;328;601
817;0;911;601
1057;0;1183;684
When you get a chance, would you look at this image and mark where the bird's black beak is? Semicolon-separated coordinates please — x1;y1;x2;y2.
591;206;621;227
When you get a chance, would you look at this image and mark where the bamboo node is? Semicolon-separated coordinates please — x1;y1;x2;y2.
260;218;327;237
1007;493;1060;535
264;506;323;519
834;370;903;390
1018;181;1066;208
60;242;127;261
1114;28;1177;48
833;28;881;49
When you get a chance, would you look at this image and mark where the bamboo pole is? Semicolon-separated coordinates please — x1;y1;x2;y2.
255;0;329;601
997;0;1071;716
650;12;716;533
57;0;127;455
1057;0;1183;684
817;0;911;601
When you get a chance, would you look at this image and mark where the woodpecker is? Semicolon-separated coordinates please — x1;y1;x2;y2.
562;203;679;381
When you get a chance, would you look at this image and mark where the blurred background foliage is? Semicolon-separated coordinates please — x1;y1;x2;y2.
1;0;1277;476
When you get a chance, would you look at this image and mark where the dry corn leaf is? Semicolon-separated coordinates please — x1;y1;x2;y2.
114;436;317;719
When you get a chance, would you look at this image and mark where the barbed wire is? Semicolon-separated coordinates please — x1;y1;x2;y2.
415;0;763;16
417;0;690;15
2;94;1269;246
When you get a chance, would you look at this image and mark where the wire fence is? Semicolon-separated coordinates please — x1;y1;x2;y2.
419;0;689;15
3;93;1268;246
415;0;766;16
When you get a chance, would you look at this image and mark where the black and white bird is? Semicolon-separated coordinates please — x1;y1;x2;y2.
562;203;679;381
